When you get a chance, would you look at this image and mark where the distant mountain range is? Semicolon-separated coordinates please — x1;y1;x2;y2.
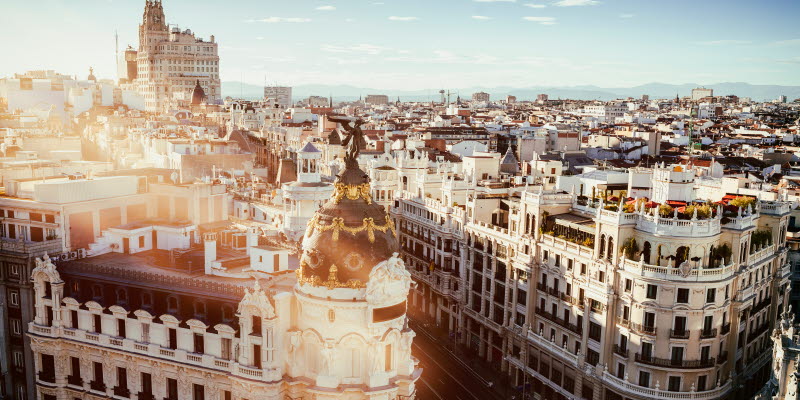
222;81;800;103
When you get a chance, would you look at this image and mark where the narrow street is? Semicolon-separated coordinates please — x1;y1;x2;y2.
410;319;512;400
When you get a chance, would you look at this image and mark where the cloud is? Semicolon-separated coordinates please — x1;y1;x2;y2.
553;0;599;6
388;16;419;21
696;40;752;45
522;16;556;25
315;5;336;11
472;15;492;20
619;13;634;18
254;17;312;23
773;38;800;46
523;3;547;7
474;0;516;2
321;44;389;55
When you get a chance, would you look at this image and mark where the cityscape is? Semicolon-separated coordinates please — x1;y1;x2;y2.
1;1;800;400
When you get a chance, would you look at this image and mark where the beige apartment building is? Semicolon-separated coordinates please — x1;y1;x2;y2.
393;163;792;400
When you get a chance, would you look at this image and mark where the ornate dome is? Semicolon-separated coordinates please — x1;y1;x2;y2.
297;120;397;289
191;80;206;105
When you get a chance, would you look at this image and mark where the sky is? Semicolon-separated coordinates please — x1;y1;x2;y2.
1;0;799;90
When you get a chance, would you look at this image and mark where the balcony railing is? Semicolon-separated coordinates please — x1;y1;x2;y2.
67;375;83;386
535;306;582;335
748;323;771;343
90;381;106;392
635;353;715;369
613;345;629;358
617;316;631;328
717;352;728;364
699;328;717;339
670;329;690;339
113;386;131;398
752;297;772;314
37;371;55;383
721;323;731;335
630;322;656;336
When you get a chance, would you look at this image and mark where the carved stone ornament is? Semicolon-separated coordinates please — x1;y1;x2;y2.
678;261;693;278
237;279;275;319
32;253;62;283
366;252;412;306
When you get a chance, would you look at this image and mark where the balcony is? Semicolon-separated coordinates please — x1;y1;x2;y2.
699;328;717;339
721;323;731;335
535;306;582;335
630;322;656;336
67;375;83;387
548;287;561;297
600;370;732;400
717;352;728;365
613;345;629;358
37;371;55;383
616;317;631;329
748;323;771;343
670;329;690;339
90;381;106;392
752;297;772;314
113;386;131;398
635;353;715;369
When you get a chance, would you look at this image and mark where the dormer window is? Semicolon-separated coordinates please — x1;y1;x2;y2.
116;288;128;305
167;296;179;314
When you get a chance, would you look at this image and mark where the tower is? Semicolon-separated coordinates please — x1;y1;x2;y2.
289;122;420;398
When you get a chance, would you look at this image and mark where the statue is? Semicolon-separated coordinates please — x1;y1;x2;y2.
328;117;366;168
320;341;336;375
400;331;415;362
369;341;383;374
366;253;412;305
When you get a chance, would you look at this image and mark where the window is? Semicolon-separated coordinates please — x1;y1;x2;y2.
646;284;657;300
13;351;23;368
252;316;262;335
617;363;625;379
706;288;716;303
139;236;145;248
589;322;601;342
11;319;21;336
586;349;599;366
71;310;79;329
644;312;655;329
624;279;632;292
141;373;152;396
641;342;653;358
193;384;205;400
221;338;232;360
253;344;261;367
117;319;126;338
194;333;204;354
167;378;178;399
639;371;651;387
580;263;587;275
668;376;681;392
142;323;150;343
700;345;710;362
168;328;177;350
9;290;19;307
697;375;707;392
677;288;689;303
94;314;102;333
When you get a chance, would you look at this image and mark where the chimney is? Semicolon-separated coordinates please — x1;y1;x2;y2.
204;233;217;274
246;227;259;255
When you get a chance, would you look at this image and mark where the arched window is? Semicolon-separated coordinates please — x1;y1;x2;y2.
643;241;652;264
676;246;689;266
